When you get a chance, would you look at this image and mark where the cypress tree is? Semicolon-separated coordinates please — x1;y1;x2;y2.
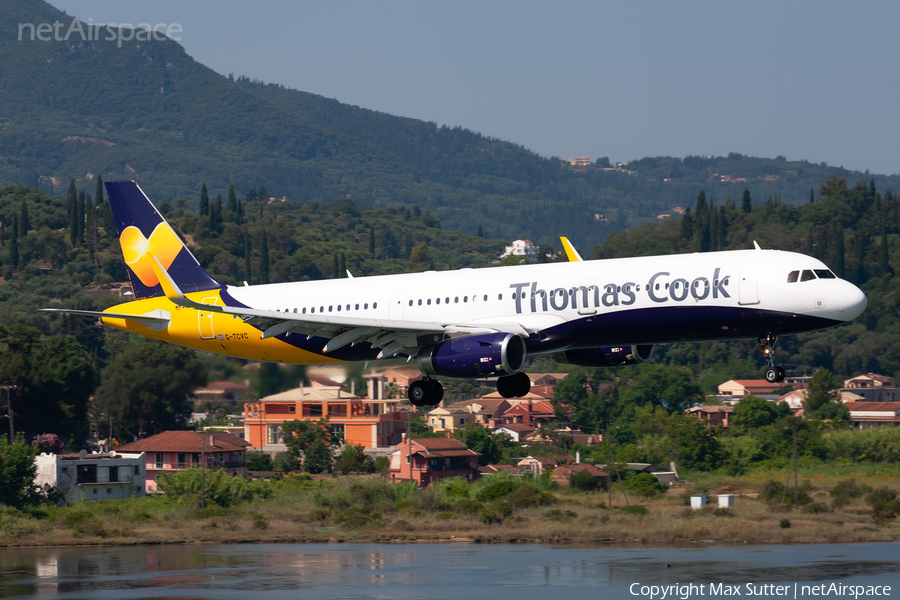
853;231;868;285
77;190;86;245
830;222;844;278
809;188;815;204
67;179;77;245
717;206;728;250
260;231;269;284
243;233;251;283
226;184;237;218
741;188;752;213
199;183;210;216
96;174;104;207
339;253;346;278
19;199;29;235
405;232;413;259
369;227;375;257
211;194;223;233
236;200;243;225
879;221;892;278
477;224;484;238
10;214;19;268
680;208;694;243
332;254;339;279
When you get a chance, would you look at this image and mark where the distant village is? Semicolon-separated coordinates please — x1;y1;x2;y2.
33;366;900;505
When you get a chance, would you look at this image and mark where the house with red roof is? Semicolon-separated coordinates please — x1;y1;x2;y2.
495;397;556;428
552;464;608;488
686;405;734;427
118;430;251;492
492;423;535;442
717;379;782;398
389;435;480;487
843;402;900;429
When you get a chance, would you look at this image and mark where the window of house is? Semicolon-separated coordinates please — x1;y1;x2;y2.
155;453;163;469
289;406;296;413
177;453;186;466
77;464;97;484
109;466;119;483
134;465;140;475
787;270;799;283
192;453;200;464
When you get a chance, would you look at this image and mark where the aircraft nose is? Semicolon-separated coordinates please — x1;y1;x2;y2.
840;281;867;320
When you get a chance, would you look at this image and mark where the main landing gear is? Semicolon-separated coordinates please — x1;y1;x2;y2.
759;333;785;383
496;372;532;399
408;376;444;407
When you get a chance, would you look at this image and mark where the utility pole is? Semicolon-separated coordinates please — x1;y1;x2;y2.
201;432;206;510
606;423;612;508
2;385;17;443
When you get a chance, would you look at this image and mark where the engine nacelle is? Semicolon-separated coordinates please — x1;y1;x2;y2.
552;344;655;367
417;333;527;378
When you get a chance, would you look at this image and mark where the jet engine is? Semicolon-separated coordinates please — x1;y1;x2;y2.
552;344;655;367
416;333;527;378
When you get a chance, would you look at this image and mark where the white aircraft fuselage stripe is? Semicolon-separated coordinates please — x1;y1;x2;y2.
226;248;865;354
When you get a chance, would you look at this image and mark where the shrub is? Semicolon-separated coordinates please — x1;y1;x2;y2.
802;502;829;514
780;519;791;529
505;484;556;509
453;499;484;514
621;505;649;516
481;500;513;523
435;512;455;520
336;507;381;528
247;452;273;471
251;513;268;530
307;509;330;522
760;480;785;502
866;487;900;520
713;508;734;518
568;469;599;491
623;473;667;498
435;477;472;499
478;480;517;502
830;479;869;500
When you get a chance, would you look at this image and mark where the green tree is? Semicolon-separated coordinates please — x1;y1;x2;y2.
830;222;844;278
617;364;702;413
742;188;752;213
199;182;210;216
93;338;206;438
731;395;790;432
9;213;18;268
666;414;724;471
368;227;375;257
260;231;270;284
281;418;335;474
804;369;840;414
333;444;375;474
0;433;37;508
454;425;511;465
19;198;28;235
226;183;237;217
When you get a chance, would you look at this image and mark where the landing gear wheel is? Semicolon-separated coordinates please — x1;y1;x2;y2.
408;378;444;407
427;379;444;405
758;333;784;383
497;372;531;398
408;381;429;407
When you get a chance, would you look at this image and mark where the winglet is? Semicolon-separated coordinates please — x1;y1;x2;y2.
753;241;761;250
560;236;583;262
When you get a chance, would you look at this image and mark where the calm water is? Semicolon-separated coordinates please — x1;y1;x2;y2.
2;542;900;599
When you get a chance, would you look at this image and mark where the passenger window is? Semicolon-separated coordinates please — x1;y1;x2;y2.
346;305;350;311
311;307;315;313
814;269;836;279
364;303;368;309
464;296;468;303
436;298;440;304
373;303;377;309
409;300;413;306
329;306;333;312
800;270;816;282
427;299;431;305
445;297;449;303
355;304;359;310
483;295;488;301
498;294;502;300
337;305;341;311
418;299;422;306
455;297;459;303
787;271;799;283
320;306;324;312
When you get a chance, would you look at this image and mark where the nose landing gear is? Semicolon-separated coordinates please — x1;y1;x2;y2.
759;333;785;383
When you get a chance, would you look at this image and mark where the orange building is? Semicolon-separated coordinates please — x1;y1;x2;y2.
243;384;410;451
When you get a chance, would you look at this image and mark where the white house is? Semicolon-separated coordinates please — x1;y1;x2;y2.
499;240;539;262
34;450;146;504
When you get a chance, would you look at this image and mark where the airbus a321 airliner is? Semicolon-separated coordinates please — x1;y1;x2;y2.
44;181;867;406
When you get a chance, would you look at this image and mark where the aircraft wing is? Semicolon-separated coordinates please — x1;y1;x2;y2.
149;256;530;359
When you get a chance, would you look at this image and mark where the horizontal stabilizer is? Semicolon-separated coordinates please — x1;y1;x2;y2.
40;308;171;331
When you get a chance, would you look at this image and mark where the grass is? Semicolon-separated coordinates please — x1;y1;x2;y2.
1;469;899;547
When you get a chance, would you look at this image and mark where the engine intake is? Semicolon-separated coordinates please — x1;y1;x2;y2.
553;344;655;367
417;333;527;378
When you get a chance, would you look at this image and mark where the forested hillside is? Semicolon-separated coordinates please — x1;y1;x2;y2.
585;176;900;391
1;0;899;250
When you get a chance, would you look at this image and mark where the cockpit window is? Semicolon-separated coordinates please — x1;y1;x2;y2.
814;269;836;279
800;270;816;282
787;270;799;283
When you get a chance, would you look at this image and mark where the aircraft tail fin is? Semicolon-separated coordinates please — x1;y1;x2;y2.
105;180;222;299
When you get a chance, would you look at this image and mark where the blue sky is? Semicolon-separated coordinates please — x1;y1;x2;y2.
51;0;900;175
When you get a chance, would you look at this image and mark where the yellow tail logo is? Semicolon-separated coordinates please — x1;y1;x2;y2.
119;223;183;288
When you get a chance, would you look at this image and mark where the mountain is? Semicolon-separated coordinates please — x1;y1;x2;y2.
2;0;899;250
